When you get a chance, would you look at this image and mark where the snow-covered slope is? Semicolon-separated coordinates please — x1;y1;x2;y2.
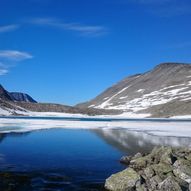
77;63;191;118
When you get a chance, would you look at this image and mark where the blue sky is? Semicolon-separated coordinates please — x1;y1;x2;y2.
0;0;191;105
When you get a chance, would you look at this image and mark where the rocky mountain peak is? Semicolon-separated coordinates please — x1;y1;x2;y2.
0;84;37;103
77;62;191;118
154;62;191;70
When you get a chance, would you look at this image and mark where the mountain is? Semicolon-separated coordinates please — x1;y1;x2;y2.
0;84;37;115
0;84;119;116
0;85;13;101
77;63;191;118
0;84;37;103
9;92;37;103
1;62;191;117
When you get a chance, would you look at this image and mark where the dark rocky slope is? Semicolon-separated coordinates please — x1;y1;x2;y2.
9;92;37;103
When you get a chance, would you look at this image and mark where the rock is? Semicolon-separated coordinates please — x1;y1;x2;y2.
132;152;143;160
158;176;182;191
136;183;147;191
173;148;191;159
105;146;191;191
186;154;191;162
173;159;191;184
120;153;142;166
143;166;155;179
160;147;174;165
146;175;162;190
151;163;173;180
150;146;173;165
120;156;132;165
130;155;151;171
105;168;140;191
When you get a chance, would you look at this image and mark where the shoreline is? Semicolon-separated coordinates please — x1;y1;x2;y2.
105;146;191;191
0;117;191;138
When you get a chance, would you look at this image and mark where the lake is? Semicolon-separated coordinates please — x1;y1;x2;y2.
0;117;191;190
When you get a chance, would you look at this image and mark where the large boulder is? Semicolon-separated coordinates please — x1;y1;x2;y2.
158;176;182;191
105;168;140;191
173;159;191;184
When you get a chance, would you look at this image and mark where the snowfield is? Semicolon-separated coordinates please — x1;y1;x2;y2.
93;83;191;112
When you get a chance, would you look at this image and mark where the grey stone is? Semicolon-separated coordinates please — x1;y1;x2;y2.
105;146;191;191
158;176;182;191
105;168;140;191
130;155;151;171
143;166;155;179
146;175;162;190
173;159;191;184
120;156;132;165
151;163;173;180
132;152;143;160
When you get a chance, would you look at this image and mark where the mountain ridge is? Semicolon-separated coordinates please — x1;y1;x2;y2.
77;62;191;117
0;84;119;116
1;62;191;117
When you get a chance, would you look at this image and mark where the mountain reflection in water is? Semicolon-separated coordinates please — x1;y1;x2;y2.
94;129;191;155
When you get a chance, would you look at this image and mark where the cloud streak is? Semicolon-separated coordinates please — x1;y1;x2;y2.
0;50;33;76
0;24;19;33
30;18;107;37
0;50;33;61
0;18;107;37
0;66;8;75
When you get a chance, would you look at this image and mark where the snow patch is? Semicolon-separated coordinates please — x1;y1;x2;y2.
97;85;191;112
95;86;130;109
137;89;145;93
0;108;11;116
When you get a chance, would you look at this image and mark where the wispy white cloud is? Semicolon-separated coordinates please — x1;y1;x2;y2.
0;50;33;76
0;62;8;76
0;24;19;33
0;18;107;37
0;68;8;75
0;50;33;61
0;62;9;76
30;18;108;37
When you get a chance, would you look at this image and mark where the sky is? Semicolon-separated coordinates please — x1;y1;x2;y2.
0;0;191;105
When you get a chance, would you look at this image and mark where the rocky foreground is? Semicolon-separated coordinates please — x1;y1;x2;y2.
105;146;191;191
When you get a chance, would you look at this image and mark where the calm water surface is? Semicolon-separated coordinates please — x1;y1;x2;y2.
0;117;191;190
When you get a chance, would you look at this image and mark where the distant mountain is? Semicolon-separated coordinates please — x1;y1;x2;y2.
0;85;13;101
0;84;118;116
0;84;37;115
9;92;37;103
77;63;191;118
0;84;37;103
